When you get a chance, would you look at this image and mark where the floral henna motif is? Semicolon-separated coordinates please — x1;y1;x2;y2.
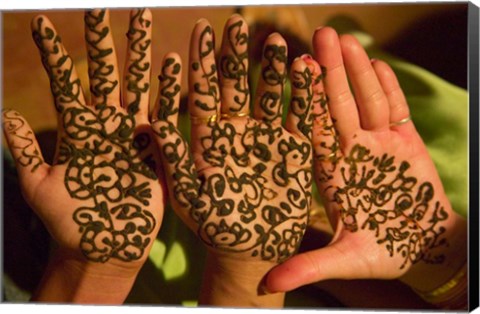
332;144;449;269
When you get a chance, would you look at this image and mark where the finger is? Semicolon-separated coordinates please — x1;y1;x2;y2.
2;109;49;197
85;9;121;107
371;59;415;133
312;27;360;138
265;242;374;293
340;35;389;131
189;18;221;123
303;55;341;176
152;53;182;125
253;33;287;124
31;15;87;111
285;57;313;139
123;8;152;119
218;14;250;116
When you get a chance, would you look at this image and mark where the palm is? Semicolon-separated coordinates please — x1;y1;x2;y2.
188;118;311;261
31;105;162;263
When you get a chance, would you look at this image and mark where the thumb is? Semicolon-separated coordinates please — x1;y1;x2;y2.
152;120;201;231
265;240;369;293
151;53;202;231
2;109;49;197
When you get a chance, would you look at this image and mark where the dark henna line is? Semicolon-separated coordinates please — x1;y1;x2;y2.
333;144;448;269
32;17;83;112
219;20;249;113
157;58;181;120
2;109;43;172
192;26;220;112
201;122;236;167
85;9;119;106
125;9;151;114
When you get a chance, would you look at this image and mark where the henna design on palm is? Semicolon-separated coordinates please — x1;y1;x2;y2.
306;50;449;270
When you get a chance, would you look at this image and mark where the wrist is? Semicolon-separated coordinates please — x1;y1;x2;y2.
199;251;285;308
32;247;142;304
400;211;467;309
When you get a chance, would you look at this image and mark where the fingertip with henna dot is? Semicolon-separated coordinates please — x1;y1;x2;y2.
301;54;321;80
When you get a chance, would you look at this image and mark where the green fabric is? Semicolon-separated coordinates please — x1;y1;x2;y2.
367;49;468;218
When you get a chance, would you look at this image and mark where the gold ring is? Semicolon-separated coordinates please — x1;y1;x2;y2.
190;114;219;125
220;111;250;119
315;151;337;162
390;116;411;127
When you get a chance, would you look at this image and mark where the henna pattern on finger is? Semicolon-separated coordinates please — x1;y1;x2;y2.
258;44;287;123
157;58;181;120
85;10;119;106
125;9;151;114
32;17;83;112
32;11;156;262
290;67;314;137
333;144;449;268
2;109;44;172
219;19;249;113
192;26;220;113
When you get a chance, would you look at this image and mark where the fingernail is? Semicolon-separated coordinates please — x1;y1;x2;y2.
259;283;275;295
267;32;279;38
370;58;378;63
195;18;207;25
315;26;324;32
229;13;242;19
301;53;313;60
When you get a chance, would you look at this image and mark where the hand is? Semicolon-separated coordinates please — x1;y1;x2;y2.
2;8;174;303
265;27;467;298
152;14;314;306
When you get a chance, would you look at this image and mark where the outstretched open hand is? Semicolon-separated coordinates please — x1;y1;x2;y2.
153;15;314;263
266;27;466;293
3;9;168;267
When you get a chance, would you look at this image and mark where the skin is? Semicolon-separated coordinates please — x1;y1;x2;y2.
2;8;176;303
152;14;315;307
265;27;467;310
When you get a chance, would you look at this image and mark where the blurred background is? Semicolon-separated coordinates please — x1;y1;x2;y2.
2;3;470;309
